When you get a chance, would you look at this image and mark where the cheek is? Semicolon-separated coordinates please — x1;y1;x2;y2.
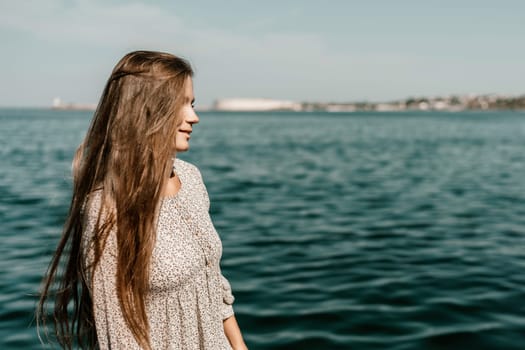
175;131;187;145
181;106;194;119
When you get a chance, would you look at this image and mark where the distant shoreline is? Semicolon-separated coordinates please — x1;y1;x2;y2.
0;107;524;113
3;94;525;112
210;95;525;112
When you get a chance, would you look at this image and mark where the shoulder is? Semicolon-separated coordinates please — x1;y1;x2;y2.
174;158;202;178
83;189;103;216
82;189;114;224
175;159;210;206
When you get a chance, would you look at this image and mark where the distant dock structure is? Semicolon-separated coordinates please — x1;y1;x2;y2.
52;97;96;111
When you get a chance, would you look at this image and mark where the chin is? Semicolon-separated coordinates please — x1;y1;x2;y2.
176;145;189;152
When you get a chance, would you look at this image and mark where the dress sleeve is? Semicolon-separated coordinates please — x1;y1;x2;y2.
82;194;142;350
188;163;236;320
220;272;235;320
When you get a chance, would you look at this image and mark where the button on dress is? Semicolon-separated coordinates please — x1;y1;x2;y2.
82;159;235;349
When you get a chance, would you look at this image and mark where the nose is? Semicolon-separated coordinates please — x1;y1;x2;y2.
187;109;199;125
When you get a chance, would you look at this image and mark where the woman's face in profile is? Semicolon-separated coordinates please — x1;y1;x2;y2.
175;77;199;152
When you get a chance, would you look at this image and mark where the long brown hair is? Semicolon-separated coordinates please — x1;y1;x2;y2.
38;50;194;349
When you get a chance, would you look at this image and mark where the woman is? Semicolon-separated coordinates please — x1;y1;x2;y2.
38;51;248;350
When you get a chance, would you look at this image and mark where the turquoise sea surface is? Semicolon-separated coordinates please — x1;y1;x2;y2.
1;109;525;349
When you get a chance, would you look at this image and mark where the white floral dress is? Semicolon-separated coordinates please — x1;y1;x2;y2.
82;159;235;349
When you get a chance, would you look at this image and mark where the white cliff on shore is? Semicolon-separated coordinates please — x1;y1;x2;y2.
51;97;96;111
213;98;302;111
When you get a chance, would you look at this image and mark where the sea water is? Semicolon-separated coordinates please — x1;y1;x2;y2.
1;109;525;349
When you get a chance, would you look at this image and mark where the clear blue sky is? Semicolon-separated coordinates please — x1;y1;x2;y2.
1;0;524;107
